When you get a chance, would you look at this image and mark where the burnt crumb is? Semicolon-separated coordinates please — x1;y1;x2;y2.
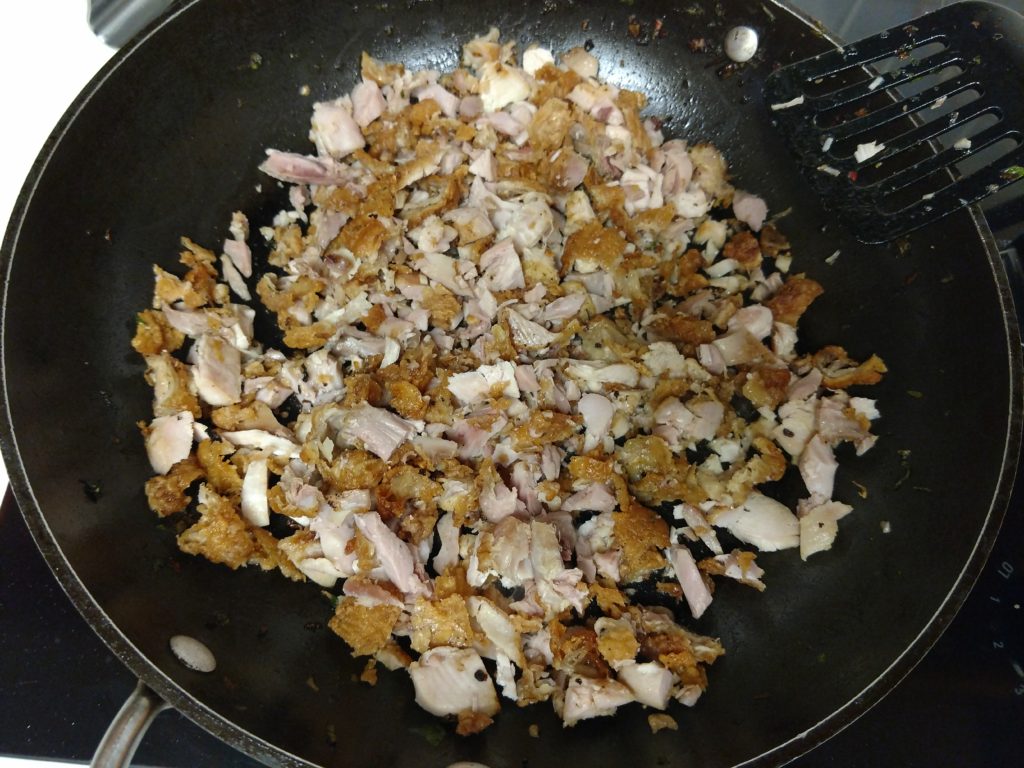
256;624;269;638
80;479;103;503
584;38;595;51
474;668;488;681
304;621;325;632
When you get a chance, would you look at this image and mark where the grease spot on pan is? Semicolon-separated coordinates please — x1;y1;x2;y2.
169;634;217;673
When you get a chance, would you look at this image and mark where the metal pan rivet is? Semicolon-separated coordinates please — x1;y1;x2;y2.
724;26;759;63
169;635;217;673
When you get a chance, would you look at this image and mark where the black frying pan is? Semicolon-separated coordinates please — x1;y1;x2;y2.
1;1;1020;766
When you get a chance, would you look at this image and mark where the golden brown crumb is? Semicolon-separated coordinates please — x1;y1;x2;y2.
648;713;678;733
722;231;762;271
561;221;627;276
596;618;640;665
145;457;203;517
763;274;824;326
360;659;379;686
456;709;495;736
385;379;429;421
409;595;475;653
177;485;295;577
508;410;580;450
528;724;540;738
528;99;572;151
328;598;402;656
283;322;336;350
321;449;387;492
550;621;609;678
132;309;185;356
196;440;243;498
589;582;628;617
811;346;888;389
420;285;462;329
613;501;670;582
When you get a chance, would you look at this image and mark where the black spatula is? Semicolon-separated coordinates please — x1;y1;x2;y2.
764;1;1024;244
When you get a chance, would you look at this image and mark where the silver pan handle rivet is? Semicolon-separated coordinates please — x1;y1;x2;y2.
724;26;759;63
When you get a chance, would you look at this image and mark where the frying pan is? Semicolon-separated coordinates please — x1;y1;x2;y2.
1;1;1020;766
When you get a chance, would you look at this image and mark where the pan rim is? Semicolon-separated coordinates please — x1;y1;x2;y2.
0;1;1020;767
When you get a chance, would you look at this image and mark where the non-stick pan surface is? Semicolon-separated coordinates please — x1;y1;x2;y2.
1;1;1020;766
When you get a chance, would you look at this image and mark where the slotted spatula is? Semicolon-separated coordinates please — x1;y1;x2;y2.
764;1;1024;244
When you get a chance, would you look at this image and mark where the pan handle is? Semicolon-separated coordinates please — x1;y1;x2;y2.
91;681;169;768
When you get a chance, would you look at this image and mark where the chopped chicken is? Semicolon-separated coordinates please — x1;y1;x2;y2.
191;334;241;406
667;546;713;620
136;29;883;737
562;677;634;727
711;493;800;552
145;411;194;475
408;647;500;717
310;100;365;158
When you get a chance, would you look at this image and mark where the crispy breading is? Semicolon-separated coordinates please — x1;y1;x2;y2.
648;714;679;733
595;618;640;664
358;176;397;217
322;449;387;492
386;379;428;420
517;663;559;705
722;230;762;271
724;436;787;502
177;485;297;577
613;501;670;582
342;373;385;408
648;311;716;347
360;659;379;686
529;98;573;151
256;273;324;328
561;221;627;276
759;223;790;258
434;565;474;599
456;709;495;736
283;322;336;350
811;346;888;389
132;309;185;356
409;595;476;653
196;440;242;498
764;274;824;326
267;222;305;267
549;621;610;678
589;582;628;618
377;340;437;392
741;365;792;409
377;465;441;543
421;284;462;329
210;401;285;433
531;63;582;103
509;410;580;451
145;457;203;517
333;214;389;260
328;597;402;657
